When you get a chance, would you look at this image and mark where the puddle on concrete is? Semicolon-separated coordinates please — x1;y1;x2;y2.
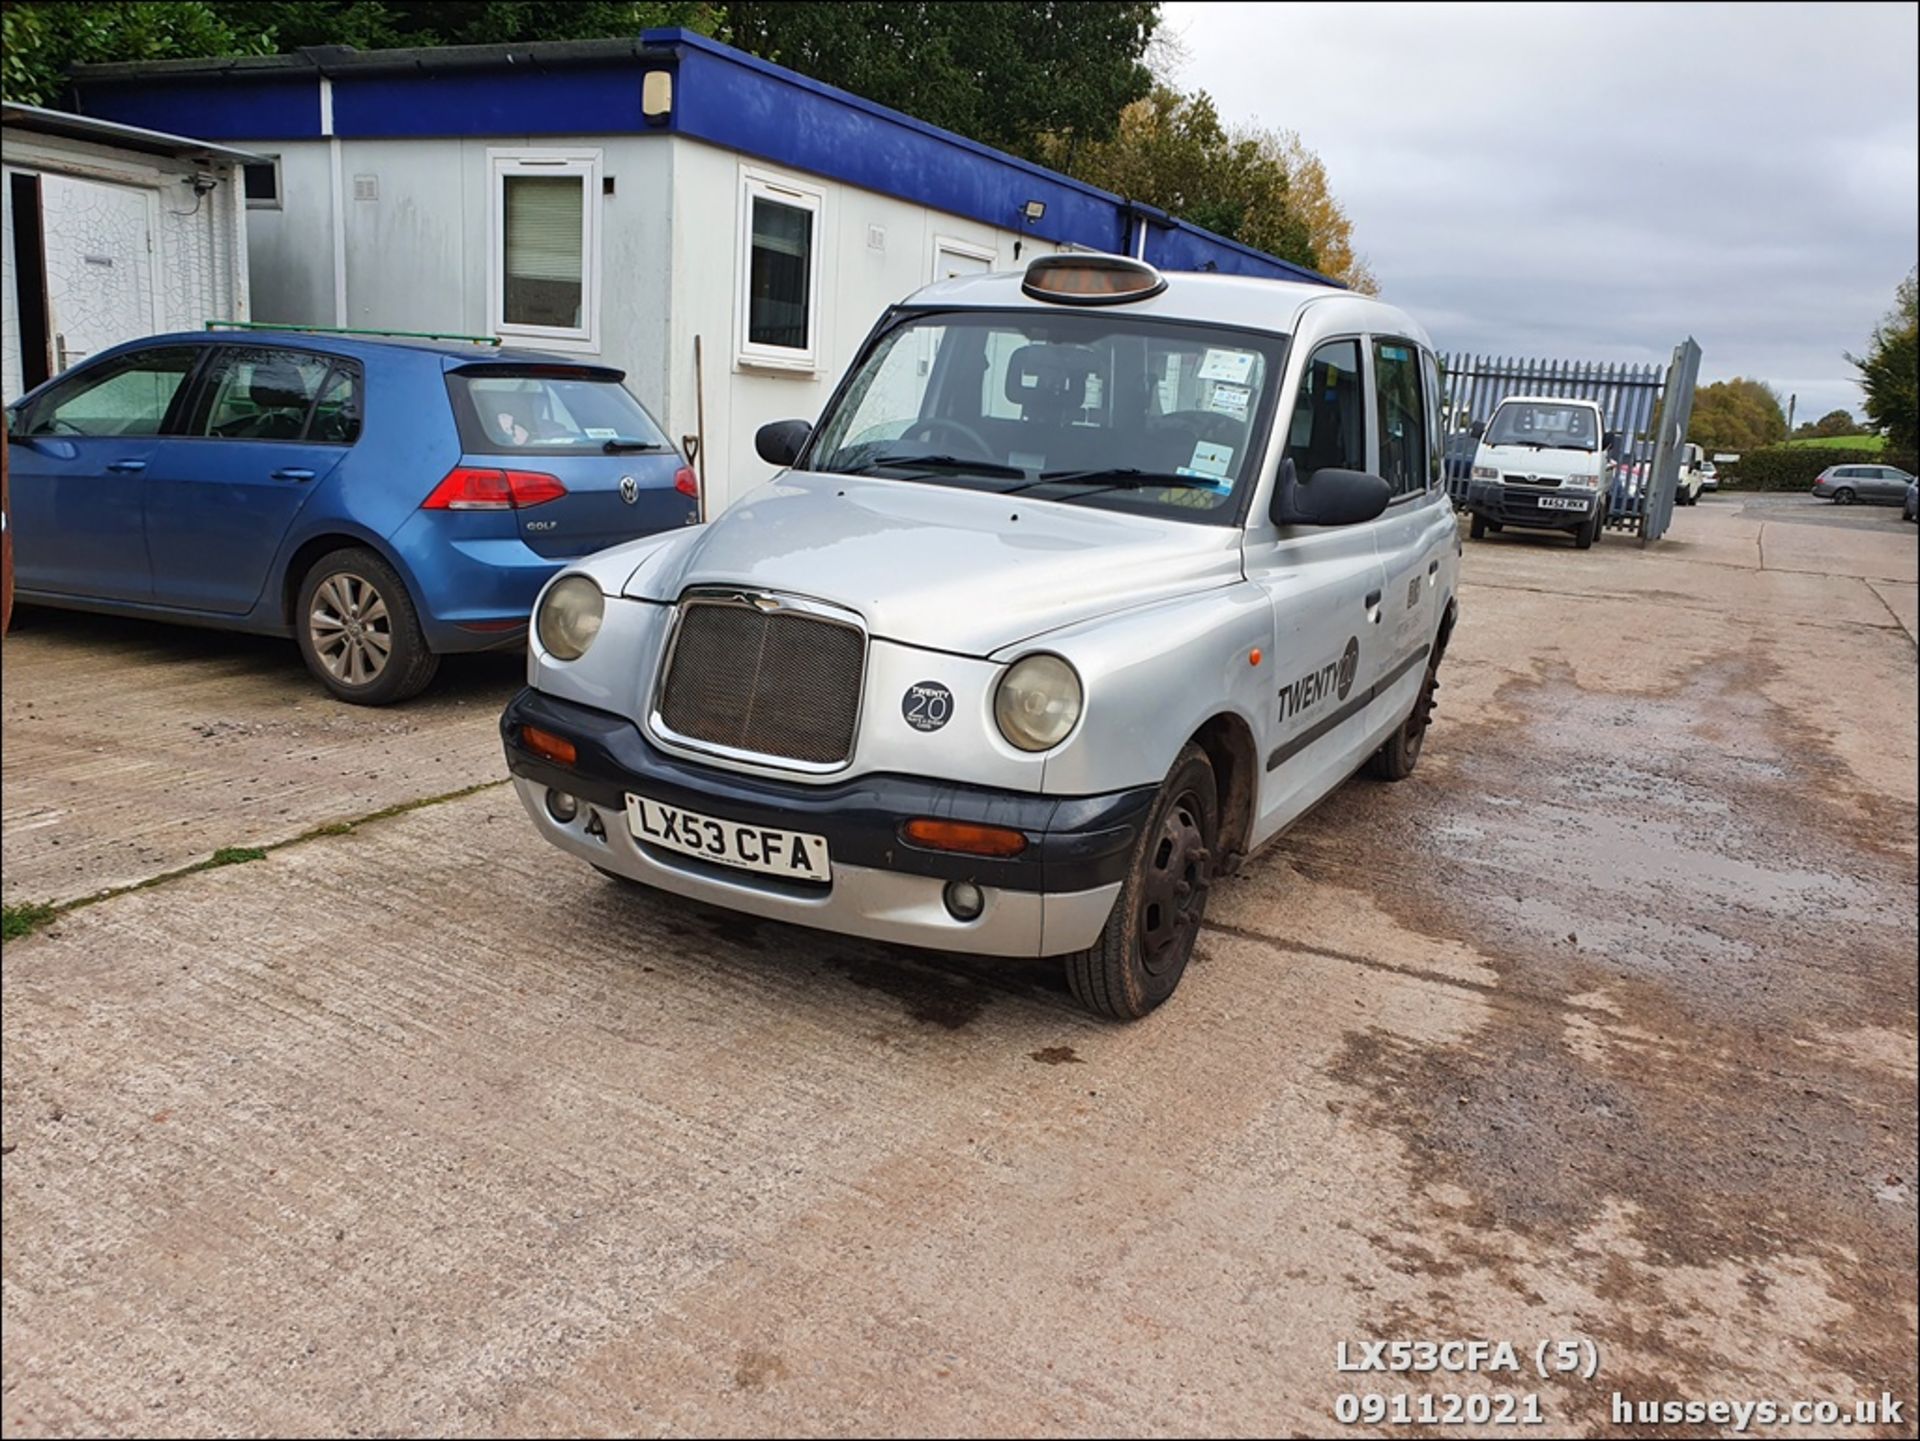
1285;651;1918;1411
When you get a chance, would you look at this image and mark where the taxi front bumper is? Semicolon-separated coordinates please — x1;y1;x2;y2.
500;689;1145;957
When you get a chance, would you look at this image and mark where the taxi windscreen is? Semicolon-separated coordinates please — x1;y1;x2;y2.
806;311;1288;525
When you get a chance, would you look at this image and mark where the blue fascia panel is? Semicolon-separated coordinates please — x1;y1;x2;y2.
660;33;1128;254
72;75;321;141
332;64;656;138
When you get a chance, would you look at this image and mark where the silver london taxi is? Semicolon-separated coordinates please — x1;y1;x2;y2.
501;254;1461;1019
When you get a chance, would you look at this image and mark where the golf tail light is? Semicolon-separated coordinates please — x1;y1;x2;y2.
422;466;567;510
903;818;1028;858
520;725;576;766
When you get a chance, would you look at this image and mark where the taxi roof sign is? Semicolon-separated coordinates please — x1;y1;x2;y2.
1022;253;1167;306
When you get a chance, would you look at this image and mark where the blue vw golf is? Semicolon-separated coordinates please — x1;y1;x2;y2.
4;330;697;703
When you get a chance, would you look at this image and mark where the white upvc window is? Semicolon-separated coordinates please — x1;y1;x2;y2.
488;148;601;352
736;167;823;372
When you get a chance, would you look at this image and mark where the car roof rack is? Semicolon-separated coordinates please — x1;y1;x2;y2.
205;320;502;346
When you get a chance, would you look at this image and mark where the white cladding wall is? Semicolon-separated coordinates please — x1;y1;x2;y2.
666;136;1054;514
1;129;249;401
227;130;1057;514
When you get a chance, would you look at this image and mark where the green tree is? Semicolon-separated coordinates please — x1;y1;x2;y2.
2;2;268;106
1;1;720;103
1686;377;1788;454
721;3;1158;160
1793;408;1860;439
1038;86;1316;272
206;1;720;52
1850;267;1917;464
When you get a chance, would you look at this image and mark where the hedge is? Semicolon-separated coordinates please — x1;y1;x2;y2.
1719;444;1917;491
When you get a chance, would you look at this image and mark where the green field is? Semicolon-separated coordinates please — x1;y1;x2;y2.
1779;433;1886;452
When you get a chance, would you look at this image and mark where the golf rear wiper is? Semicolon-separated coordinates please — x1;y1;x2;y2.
603;437;671;453
1007;466;1224;494
846;452;1026;479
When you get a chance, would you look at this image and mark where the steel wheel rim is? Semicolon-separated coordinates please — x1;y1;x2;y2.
309;573;392;686
1139;787;1212;978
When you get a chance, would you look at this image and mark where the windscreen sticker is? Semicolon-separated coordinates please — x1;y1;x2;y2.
584;427;620;439
1187;440;1234;476
1197;348;1256;384
1206;383;1250;421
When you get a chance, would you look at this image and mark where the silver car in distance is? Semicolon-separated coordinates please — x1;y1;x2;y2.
502;254;1462;1019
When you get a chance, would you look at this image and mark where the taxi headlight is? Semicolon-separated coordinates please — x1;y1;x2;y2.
536;575;604;661
994;654;1082;752
1471;465;1498;481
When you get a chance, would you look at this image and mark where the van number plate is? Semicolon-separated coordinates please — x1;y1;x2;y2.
627;794;831;882
1539;495;1589;510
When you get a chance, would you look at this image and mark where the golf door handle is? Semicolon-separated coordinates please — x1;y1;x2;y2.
107;458;147;473
272;467;317;482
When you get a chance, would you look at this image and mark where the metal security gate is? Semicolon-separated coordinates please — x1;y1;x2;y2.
1438;339;1701;542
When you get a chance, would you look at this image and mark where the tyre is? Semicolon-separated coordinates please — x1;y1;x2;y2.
295;546;439;705
1368;651;1440;781
1833;487;1855;505
1469;513;1487;540
1574;508;1598;549
1063;743;1219;1021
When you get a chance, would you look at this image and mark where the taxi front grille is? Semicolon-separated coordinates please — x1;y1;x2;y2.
655;595;865;767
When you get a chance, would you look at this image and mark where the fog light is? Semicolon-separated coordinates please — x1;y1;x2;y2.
943;880;985;922
545;788;579;823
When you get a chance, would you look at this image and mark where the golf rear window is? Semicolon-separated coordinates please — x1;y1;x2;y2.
447;369;670;455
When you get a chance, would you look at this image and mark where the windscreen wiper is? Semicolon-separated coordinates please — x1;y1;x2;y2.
1005;466;1225;494
602;437;671;453
844;452;1027;479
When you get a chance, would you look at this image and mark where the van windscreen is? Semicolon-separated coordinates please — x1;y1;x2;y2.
1486;403;1598;451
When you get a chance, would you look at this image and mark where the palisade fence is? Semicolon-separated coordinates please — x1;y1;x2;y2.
1438;340;1702;542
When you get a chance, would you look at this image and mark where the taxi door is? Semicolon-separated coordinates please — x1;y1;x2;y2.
1365;339;1455;736
1243;335;1389;843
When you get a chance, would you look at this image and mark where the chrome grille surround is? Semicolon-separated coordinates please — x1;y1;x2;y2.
649;589;868;773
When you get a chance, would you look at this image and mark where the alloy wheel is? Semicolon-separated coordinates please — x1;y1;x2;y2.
308;573;393;686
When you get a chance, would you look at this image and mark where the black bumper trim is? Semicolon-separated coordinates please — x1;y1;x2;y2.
501;689;1155;894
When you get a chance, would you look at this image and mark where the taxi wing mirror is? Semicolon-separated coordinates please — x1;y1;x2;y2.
755;419;811;467
1270;459;1392;527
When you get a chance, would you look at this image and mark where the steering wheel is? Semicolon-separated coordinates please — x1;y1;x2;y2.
901;415;994;458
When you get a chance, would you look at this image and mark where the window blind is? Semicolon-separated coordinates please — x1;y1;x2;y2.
504;175;584;284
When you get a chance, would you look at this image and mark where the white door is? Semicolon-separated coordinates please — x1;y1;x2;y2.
40;173;157;374
931;239;995;283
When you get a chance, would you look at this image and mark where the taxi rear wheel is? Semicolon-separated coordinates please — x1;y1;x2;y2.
1064;744;1218;1021
1368;658;1439;781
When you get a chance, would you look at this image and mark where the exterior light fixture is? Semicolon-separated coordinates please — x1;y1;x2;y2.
641;70;674;124
1021;199;1046;224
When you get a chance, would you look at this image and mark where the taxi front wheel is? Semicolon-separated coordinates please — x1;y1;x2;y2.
1064;744;1218;1021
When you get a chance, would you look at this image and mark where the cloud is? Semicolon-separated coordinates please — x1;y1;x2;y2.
1159;1;1919;421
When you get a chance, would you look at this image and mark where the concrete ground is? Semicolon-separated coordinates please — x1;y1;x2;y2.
3;492;1915;1437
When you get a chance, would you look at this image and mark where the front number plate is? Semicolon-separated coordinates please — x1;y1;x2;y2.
627;794;831;882
1539;495;1589;510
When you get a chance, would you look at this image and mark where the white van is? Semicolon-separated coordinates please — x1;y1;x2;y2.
1465;395;1615;548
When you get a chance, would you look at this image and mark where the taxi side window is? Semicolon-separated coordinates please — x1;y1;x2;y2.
1284;339;1364;483
1420;349;1445;491
1373;338;1427;496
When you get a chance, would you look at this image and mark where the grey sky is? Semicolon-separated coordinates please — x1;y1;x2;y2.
1160;1;1919;424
